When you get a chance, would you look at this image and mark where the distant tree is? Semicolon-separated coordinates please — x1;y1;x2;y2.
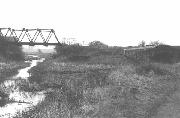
149;41;164;46
138;40;146;47
55;43;84;57
88;41;108;49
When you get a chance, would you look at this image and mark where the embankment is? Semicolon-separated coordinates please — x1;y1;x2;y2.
17;51;180;118
0;35;27;83
0;61;30;84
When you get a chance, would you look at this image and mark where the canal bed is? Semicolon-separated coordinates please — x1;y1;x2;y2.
0;56;46;118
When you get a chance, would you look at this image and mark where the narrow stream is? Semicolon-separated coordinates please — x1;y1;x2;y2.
0;55;46;118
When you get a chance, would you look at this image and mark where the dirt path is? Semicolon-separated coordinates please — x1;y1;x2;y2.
152;80;180;118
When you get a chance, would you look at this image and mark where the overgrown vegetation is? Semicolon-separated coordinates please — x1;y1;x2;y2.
0;36;27;92
54;42;130;65
125;45;180;64
136;40;180;64
0;62;29;83
148;45;180;63
17;41;180;118
0;36;24;61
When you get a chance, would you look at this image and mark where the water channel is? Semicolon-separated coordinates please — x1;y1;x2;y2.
0;55;46;118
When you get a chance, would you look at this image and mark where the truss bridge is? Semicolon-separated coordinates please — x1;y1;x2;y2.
0;28;62;46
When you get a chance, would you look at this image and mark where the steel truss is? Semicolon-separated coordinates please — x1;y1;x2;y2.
0;28;61;46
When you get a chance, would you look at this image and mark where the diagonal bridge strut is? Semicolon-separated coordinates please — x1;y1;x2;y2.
0;28;61;46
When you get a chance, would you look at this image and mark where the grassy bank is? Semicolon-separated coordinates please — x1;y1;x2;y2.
0;61;30;83
0;61;30;106
0;35;27;83
16;51;180;118
12;43;180;118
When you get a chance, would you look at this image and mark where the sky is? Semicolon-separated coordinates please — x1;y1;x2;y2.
1;0;180;48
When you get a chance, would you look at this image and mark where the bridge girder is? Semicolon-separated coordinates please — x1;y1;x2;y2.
0;28;61;46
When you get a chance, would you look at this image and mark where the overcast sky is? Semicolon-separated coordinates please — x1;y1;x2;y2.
1;0;180;47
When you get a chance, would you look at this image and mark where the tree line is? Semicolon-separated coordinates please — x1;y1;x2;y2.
0;36;24;61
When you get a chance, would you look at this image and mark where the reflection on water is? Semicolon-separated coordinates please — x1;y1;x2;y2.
0;56;46;118
0;92;45;118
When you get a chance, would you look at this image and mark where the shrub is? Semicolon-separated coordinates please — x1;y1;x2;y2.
148;45;180;63
55;43;85;57
0;36;24;61
68;55;90;62
135;63;171;76
88;41;108;49
105;64;178;118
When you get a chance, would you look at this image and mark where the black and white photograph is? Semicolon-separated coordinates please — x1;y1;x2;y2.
0;0;180;118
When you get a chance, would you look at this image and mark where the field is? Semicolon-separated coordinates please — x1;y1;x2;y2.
16;45;180;118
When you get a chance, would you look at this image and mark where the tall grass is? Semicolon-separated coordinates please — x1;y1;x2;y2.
148;45;180;63
0;62;29;83
0;36;27;83
15;44;180;118
20;58;180;118
0;36;24;61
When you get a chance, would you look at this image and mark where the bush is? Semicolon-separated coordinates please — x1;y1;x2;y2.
105;64;178;118
88;41;108;49
148;45;180;63
68;55;90;62
135;63;171;76
0;36;24;61
54;43;129;64
55;43;85;57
